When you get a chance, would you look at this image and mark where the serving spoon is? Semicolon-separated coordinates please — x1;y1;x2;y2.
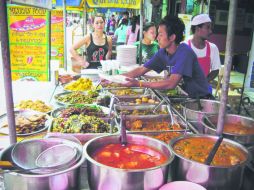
120;114;127;146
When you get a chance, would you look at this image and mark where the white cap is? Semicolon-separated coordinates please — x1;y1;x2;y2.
191;14;211;26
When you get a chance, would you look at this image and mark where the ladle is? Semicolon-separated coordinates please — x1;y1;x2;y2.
0;161;41;174
204;135;224;165
120;114;127;146
108;96;119;117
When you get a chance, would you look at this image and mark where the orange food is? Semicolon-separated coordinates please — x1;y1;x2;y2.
150;132;183;144
223;122;254;135
173;137;247;167
92;143;168;169
126;120;182;131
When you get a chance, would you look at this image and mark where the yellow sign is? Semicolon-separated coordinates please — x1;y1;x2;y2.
87;0;141;9
7;5;49;81
11;72;48;81
51;10;64;67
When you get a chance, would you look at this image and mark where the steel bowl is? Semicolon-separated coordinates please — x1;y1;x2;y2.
182;99;230;123
0;138;85;190
202;114;254;145
169;134;249;190
84;134;175;190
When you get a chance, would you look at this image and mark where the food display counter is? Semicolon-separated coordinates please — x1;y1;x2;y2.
0;74;254;190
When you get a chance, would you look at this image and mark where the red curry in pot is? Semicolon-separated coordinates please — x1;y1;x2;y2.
92;143;168;169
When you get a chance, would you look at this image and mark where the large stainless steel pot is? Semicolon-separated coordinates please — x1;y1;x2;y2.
170;134;249;190
182;99;230;123
202;114;254;145
84;134;175;190
0;138;86;190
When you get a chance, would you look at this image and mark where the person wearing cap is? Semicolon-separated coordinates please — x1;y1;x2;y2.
188;14;221;93
117;15;211;99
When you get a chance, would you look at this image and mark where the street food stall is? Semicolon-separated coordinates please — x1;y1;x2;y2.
0;0;254;190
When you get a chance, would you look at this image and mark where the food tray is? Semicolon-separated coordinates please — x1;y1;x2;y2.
115;93;161;106
0;110;50;136
51;104;112;119
47;117;119;145
123;114;189;132
107;88;151;98
114;104;170;119
123;114;191;144
54;91;98;106
158;86;188;99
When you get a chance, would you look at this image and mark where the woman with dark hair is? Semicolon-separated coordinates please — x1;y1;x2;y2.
114;18;128;46
126;15;140;45
70;13;112;70
134;22;159;64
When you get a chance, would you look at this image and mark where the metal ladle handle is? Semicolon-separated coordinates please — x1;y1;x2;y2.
205;135;223;165
120;114;127;146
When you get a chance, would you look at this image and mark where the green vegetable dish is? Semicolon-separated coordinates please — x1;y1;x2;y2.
52;115;117;133
55;92;95;104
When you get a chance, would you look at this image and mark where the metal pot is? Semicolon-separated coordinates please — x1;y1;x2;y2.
84;134;175;190
0;138;86;190
182;99;230;123
170;134;249;190
202;114;254;145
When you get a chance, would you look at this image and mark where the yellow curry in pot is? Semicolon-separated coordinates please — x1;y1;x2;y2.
173;137;247;167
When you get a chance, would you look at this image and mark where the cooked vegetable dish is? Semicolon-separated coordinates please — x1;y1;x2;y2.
57;105;107;118
92;143;168;169
119;109;168;115
126;120;181;131
55;92;96;104
52;114;116;133
173;137;247;166
110;89;140;96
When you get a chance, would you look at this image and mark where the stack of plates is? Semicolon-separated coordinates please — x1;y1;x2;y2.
116;45;137;66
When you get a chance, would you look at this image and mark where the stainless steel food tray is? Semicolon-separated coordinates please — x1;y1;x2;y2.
115;93;161;106
51;105;112;119
123;114;189;132
157;86;188;98
47;117;119;144
114;104;170;118
107;88;152;98
54;91;97;106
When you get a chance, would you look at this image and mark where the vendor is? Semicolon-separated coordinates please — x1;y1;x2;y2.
187;14;221;93
122;15;212;99
69;13;112;69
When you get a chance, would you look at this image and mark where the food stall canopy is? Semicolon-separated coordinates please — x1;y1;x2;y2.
86;0;141;9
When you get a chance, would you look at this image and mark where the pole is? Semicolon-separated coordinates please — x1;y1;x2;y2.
63;0;67;70
237;68;248;114
0;0;17;144
216;0;237;135
139;0;144;65
83;1;87;36
201;0;204;13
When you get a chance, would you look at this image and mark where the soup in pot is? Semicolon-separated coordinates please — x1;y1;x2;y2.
92;143;168;169
223;122;254;135
173;137;247;167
